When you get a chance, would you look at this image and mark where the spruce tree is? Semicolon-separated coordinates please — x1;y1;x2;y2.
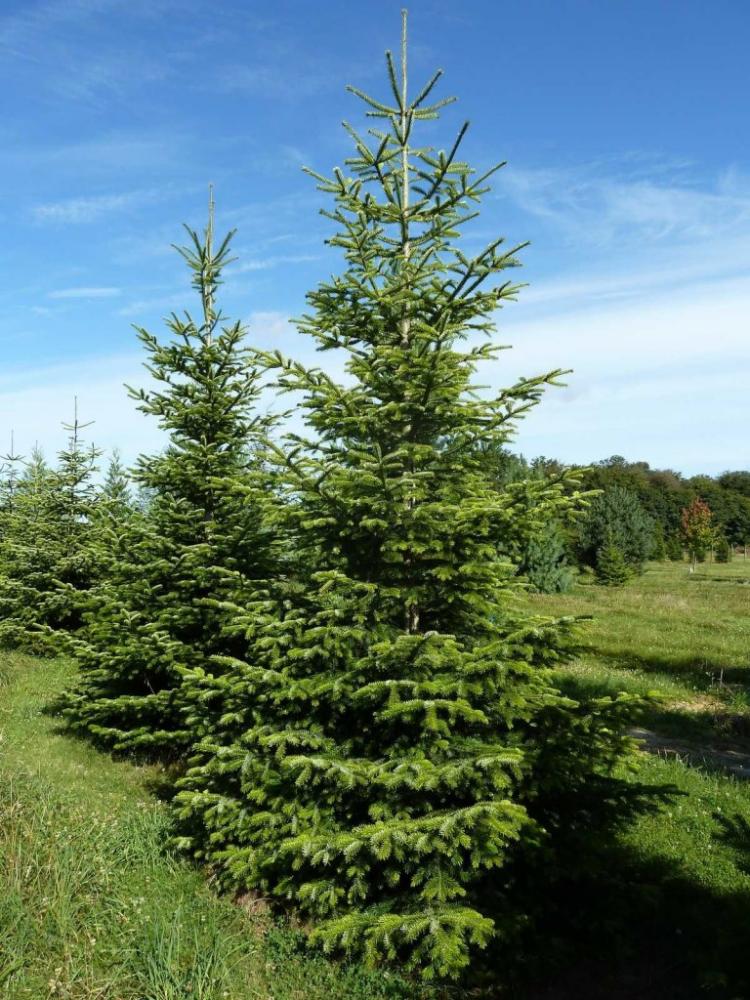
715;535;732;563
578;486;654;573
58;194;278;754
0;407;100;652
594;538;631;586
176;19;643;980
521;521;573;593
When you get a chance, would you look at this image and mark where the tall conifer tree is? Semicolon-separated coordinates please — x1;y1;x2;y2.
59;193;278;753
176;17;642;979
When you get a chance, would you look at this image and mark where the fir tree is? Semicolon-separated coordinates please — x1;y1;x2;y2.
479;444;584;590
58;194;279;754
46;401;102;637
176;20;644;980
0;433;23;520
595;538;631;586
578;486;654;573
101;449;132;508
0;406;100;652
715;535;732;563
521;521;573;593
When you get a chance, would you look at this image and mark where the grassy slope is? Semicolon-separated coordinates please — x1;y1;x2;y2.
0;654;417;1000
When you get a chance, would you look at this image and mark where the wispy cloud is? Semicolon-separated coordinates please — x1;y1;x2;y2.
117;291;189;318
48;286;122;300
499;159;750;247
498;272;750;474
234;253;320;274
0;351;158;463
0;0;180;105
33;188;165;224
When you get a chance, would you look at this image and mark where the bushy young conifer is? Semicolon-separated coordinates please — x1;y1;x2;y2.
0;407;100;652
578;485;654;573
521;521;573;593
715;535;732;563
666;533;684;561
594;538;631;586
58;195;278;753
176;20;643;980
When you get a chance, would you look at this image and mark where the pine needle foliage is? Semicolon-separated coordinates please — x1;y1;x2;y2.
594;539;631;587
58;195;279;754
521;521;573;593
0;406;100;653
578;486;655;574
176;18;644;981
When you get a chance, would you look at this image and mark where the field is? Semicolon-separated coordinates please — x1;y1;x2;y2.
1;560;749;999
533;559;750;748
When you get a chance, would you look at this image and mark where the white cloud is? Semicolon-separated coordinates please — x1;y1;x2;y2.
498;273;750;474
48;286;121;300
234;254;319;274
498;160;750;247
32;187;169;224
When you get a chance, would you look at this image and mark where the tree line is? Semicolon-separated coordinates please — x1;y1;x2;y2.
479;450;749;590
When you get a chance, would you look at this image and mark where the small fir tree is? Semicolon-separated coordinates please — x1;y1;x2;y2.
46;401;102;637
578;486;654;573
595;538;631;586
480;446;584;591
521;521;573;593
58;194;279;753
101;449;132;509
176;20;645;980
715;535;732;563
0;407;100;652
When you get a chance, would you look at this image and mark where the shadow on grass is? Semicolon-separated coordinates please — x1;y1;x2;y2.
591;649;749;687
688;574;750;585
716;812;750;878
557;671;750;752
496;843;750;999
35;684;750;999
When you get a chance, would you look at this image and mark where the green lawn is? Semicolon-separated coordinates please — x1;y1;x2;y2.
2;563;750;998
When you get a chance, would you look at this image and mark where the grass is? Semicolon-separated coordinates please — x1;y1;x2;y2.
2;562;750;998
0;654;419;1000
529;559;750;745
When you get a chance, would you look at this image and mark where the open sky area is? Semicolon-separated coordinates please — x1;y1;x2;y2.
2;0;748;475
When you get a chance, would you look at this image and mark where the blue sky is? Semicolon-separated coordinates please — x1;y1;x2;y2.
2;0;748;475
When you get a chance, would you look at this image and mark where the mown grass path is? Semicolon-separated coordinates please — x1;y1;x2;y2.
0;654;416;1000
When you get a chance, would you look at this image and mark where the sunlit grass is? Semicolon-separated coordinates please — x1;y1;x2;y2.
528;559;750;743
